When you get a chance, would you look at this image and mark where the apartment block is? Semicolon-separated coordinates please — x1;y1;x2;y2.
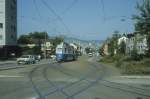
0;0;17;46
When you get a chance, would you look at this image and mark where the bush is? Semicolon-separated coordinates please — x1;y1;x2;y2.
116;59;123;68
130;50;143;61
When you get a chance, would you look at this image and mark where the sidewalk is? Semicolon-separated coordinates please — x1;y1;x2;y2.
0;60;16;66
105;76;150;85
0;58;56;71
0;58;54;66
119;76;150;79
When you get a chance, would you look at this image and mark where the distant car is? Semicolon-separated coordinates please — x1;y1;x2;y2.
88;53;93;57
50;55;56;60
17;55;36;64
34;55;41;62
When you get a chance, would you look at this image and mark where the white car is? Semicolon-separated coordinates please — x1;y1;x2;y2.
88;53;93;57
17;55;36;64
50;55;56;60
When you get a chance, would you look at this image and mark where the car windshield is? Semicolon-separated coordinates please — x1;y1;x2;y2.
21;56;29;58
0;0;150;99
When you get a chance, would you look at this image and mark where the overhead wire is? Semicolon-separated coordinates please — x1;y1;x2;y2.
40;0;73;37
33;0;42;19
33;0;62;36
61;0;78;15
97;0;132;22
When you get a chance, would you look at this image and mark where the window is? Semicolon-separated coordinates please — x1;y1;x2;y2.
11;16;14;20
11;35;14;39
11;25;16;32
0;35;2;40
13;0;16;5
14;26;16;32
0;23;3;28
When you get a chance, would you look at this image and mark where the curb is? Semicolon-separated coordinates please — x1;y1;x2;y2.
119;76;150;79
0;62;16;66
0;61;57;71
0;66;25;71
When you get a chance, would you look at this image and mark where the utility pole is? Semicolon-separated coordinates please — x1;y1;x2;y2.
45;32;47;59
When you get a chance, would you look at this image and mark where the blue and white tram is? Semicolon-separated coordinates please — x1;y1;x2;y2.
56;42;76;62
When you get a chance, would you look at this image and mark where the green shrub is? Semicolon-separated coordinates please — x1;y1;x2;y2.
116;60;123;68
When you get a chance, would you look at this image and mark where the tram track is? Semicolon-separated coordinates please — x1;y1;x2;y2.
42;63;97;98
90;62;150;98
29;61;150;99
28;62;79;99
58;59;150;98
29;65;45;99
99;80;150;98
29;61;103;99
43;62;106;99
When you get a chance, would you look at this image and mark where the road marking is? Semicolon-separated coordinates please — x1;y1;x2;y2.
29;97;38;99
0;75;24;78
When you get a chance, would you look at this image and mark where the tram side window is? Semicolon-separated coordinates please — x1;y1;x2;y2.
65;48;67;53
57;48;62;52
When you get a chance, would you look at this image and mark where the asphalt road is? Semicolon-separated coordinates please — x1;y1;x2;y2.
0;56;150;99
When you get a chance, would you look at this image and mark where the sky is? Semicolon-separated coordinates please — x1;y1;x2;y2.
18;0;142;40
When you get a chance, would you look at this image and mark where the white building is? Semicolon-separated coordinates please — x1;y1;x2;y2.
0;0;17;46
103;43;109;55
118;36;128;45
126;34;148;55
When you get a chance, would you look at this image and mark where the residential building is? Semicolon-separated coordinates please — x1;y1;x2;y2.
126;33;148;55
0;0;17;58
118;36;128;45
41;41;53;57
0;0;17;46
103;43;109;55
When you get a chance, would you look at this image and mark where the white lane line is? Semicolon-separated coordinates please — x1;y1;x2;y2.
29;97;38;99
0;75;24;78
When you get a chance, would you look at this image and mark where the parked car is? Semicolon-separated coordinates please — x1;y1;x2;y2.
88;53;93;57
17;55;36;64
34;55;41;62
50;55;56;60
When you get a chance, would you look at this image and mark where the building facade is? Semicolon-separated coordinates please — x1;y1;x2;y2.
126;34;148;55
118;36;128;45
0;0;17;46
103;43;109;56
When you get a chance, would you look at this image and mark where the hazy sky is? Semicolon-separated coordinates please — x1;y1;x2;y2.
18;0;142;40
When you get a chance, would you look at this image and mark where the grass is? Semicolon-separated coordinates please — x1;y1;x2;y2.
100;55;150;75
99;55;122;63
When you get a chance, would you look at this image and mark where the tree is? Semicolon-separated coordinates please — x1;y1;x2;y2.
107;31;121;56
29;32;49;40
108;40;115;56
99;45;104;56
18;32;49;44
133;0;150;34
51;37;64;47
32;46;42;55
18;32;49;56
133;0;150;56
18;35;33;44
118;41;126;55
146;35;150;57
